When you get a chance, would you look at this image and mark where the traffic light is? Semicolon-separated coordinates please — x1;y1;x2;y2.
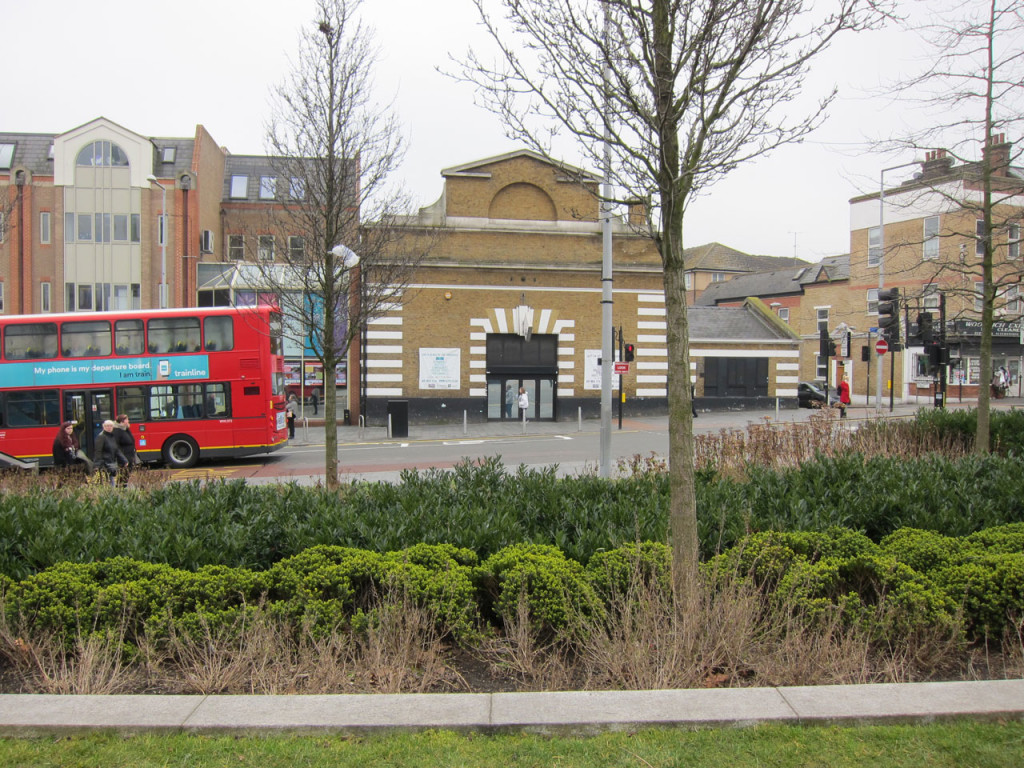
624;343;635;362
819;329;837;358
877;287;900;346
916;312;934;344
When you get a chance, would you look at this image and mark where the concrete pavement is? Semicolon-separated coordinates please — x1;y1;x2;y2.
0;680;1021;735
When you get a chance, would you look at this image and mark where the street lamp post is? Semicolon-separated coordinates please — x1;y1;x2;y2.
147;176;167;308
875;161;920;415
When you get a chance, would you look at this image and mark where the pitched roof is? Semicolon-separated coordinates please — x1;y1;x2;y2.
696;254;850;306
441;149;599;183
689;304;796;341
0;132;56;175
683;241;808;272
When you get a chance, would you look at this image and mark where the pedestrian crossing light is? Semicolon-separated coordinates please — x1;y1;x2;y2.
624;343;635;362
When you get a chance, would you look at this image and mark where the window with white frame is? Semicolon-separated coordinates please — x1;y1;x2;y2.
0;143;14;169
40;212;51;244
77;214;92;242
777;307;789;322
229;234;244;260
711;272;726;282
1003;284;1021;316
1009;223;1020;260
288;235;304;260
0;282;5;312
922;284;940;310
113;214;128;242
130;214;141;243
258;235;275;261
923;216;939;260
975;281;985;312
161;146;176;163
230;175;248;199
976;219;986;257
817;308;829;334
868;226;881;266
40;282;51;313
259;176;276;200
684;272;693;290
290;177;305;200
867;288;879;314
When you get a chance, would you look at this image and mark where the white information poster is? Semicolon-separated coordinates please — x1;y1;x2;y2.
584;349;618;390
419;347;461;390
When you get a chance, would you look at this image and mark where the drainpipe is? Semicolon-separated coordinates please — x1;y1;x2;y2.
15;170;26;313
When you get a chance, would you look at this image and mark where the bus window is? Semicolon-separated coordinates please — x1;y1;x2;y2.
269;313;284;357
150;385;177;420
177;384;204;418
6;390;60;427
114;320;145;355
148;317;201;354
61;320;112;357
4;323;58;360
205;383;230;417
204;316;234;352
116;386;147;422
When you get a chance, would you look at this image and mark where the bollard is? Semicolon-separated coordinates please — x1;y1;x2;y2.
359;414;365;441
578;406;582;432
464;410;468;435
387;413;392;439
302;416;309;441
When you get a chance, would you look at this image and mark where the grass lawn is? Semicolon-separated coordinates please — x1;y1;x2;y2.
1;721;1022;767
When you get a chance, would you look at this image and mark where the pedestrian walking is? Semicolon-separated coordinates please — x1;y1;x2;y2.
505;384;514;418
93;419;128;486
838;373;851;418
286;394;298;438
518;386;529;422
52;421;92;473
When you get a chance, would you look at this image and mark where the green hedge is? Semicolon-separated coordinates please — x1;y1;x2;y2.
4;529;1021;653
4;452;1024;581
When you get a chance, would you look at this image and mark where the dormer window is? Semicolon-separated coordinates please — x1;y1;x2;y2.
161;147;176;163
230;175;248;199
0;143;14;169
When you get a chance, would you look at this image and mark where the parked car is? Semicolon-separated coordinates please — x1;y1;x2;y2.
797;381;838;409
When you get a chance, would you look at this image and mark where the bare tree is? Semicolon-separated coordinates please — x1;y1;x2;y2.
456;0;886;596
879;0;1024;452
260;0;425;487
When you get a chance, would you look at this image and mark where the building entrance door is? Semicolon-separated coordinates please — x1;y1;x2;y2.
487;377;555;421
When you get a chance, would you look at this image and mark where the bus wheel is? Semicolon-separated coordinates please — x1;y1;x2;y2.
162;435;199;469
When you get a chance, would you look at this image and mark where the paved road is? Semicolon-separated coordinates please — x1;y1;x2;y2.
162;396;1022;485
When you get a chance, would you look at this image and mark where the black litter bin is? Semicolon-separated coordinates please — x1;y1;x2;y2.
343;408;351;425
386;400;408;438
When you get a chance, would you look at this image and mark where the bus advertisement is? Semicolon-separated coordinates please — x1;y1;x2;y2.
0;306;289;469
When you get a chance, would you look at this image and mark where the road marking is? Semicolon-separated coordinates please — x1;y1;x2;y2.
171;467;240;480
443;440;485;446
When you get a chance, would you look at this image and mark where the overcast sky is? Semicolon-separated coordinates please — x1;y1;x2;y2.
9;0;941;263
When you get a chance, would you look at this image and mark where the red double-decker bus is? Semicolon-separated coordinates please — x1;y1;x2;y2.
0;306;289;469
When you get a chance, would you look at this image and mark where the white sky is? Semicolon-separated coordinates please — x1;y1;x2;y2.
7;0;940;264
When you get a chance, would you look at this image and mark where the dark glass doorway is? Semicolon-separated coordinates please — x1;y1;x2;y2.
487;377;555;421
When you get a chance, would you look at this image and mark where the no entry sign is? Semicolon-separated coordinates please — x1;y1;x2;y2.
875;338;889;355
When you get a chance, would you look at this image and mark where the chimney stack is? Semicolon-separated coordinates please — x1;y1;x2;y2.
983;133;1011;176
920;148;953;180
